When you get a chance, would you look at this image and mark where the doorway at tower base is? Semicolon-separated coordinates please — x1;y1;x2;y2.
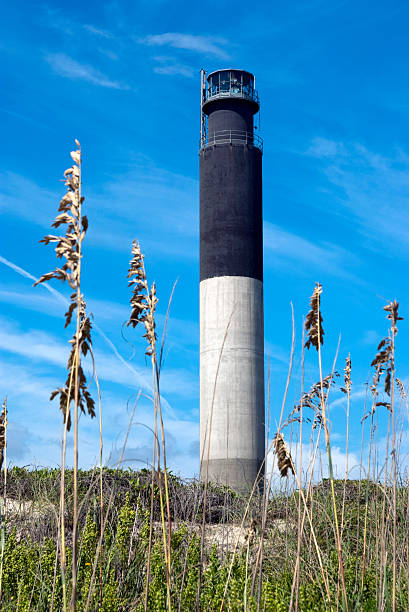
199;275;265;494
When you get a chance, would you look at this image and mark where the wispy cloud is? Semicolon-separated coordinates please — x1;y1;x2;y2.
0;358;60;402
0;320;68;369
0;282;199;358
0;350;198;472
264;340;292;365
141;32;229;60
0;172;56;227
304;138;409;253
83;24;113;39
97;47;119;61
86;164;198;257
306;137;344;158
153;56;194;78
0;164;198;260
263;221;360;279
45;53;128;89
0;255;198;403
42;8;114;41
0;314;197;399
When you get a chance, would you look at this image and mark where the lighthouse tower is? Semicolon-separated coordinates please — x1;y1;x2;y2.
199;69;265;493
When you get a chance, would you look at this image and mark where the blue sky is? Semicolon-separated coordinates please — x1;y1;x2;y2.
1;0;409;479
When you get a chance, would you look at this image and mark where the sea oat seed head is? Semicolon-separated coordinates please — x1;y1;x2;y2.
305;282;324;351
285;372;339;429
273;432;295;477
33;141;95;429
0;398;7;472
396;378;407;400
383;300;403;336
341;355;352;394
368;300;404;416
127;240;158;356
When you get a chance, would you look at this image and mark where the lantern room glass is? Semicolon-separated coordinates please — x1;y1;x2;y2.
206;70;256;103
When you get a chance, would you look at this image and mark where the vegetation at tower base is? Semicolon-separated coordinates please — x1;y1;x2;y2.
0;468;409;610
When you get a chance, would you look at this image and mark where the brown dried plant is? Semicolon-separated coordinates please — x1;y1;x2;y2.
285;373;339;429
370;300;403;608
396;377;407;400
126;240;172;612
305;282;324;351
340;355;352;537
0;397;6;604
369;300;403;412
34;140;95;429
341;355;352;395
0;399;7;473
126;240;157;355
273;432;295;477
303;283;348;608
34;140;95;610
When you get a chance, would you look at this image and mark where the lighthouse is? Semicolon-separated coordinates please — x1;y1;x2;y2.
199;69;265;493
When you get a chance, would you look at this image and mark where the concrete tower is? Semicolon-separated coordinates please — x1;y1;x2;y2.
199;69;265;493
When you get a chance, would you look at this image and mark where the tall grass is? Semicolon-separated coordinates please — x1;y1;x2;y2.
0;397;7;604
126;240;172;611
34;141;95;611
1;145;409;610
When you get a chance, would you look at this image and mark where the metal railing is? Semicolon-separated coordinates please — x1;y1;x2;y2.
200;130;263;152
204;85;259;106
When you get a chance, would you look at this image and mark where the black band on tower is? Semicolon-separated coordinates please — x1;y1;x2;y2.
199;144;263;282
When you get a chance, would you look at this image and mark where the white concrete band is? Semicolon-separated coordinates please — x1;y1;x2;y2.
199;275;265;492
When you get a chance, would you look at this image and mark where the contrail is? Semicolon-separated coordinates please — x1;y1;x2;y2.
0;255;67;305
0;254;148;389
0;253;177;417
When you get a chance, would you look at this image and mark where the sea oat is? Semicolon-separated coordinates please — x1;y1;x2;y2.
126;240;157;356
396;378;407;400
285;373;339;429
34;141;95;429
305;283;324;351
341;355;352;394
273;433;295;477
0;399;7;472
369;301;403;413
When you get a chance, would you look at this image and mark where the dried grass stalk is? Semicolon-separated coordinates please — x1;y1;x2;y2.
126;240;157;355
396;378;407;400
34;140;95;429
0;400;7;473
285;372;339;429
341;355;352;394
273;432;295;477
126;240;173;611
305;282;324;351
369;300;403;414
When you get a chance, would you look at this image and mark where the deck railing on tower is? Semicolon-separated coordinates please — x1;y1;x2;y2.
200;129;263;152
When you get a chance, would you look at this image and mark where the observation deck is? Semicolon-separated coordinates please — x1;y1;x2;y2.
200;69;262;152
202;69;260;113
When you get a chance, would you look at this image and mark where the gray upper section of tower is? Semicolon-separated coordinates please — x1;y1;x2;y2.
200;69;262;151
